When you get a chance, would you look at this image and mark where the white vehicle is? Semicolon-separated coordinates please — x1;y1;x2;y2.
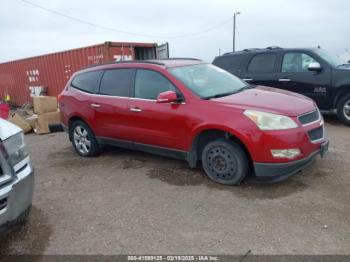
0;118;34;232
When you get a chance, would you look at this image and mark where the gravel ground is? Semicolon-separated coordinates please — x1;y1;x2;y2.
0;115;349;255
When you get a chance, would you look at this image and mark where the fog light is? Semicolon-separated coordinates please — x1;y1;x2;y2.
271;149;301;159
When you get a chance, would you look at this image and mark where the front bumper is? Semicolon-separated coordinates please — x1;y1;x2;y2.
254;139;329;182
0;162;34;230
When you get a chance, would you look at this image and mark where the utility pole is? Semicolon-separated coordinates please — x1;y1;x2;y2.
233;11;241;52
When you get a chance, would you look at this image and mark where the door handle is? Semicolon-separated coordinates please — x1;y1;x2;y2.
130;107;142;112
90;103;101;108
278;78;291;82
243;78;253;81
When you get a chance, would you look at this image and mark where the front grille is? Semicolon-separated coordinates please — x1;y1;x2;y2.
298;110;320;125
308;126;324;142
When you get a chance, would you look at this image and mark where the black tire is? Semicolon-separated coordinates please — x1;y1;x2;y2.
201;138;249;185
69;120;99;157
337;94;350;126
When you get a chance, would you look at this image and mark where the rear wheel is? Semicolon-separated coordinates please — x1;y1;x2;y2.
201;138;248;185
69;120;99;157
337;94;350;126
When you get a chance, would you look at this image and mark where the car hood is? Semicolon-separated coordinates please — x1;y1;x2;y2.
212;86;316;116
0;118;21;141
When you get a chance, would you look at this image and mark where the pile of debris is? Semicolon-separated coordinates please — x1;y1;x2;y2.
8;96;62;135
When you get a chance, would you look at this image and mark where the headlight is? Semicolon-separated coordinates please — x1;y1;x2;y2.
3;132;29;166
244;110;298;130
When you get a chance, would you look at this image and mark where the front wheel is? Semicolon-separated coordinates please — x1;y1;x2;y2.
201;138;249;185
69;120;99;157
337;94;350;126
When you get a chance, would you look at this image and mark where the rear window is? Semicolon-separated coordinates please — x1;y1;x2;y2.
99;69;133;97
247;53;277;73
71;70;103;93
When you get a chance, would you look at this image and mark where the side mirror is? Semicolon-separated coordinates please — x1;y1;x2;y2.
156;91;180;103
308;62;322;72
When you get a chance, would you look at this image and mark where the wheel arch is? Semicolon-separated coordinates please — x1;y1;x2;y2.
333;85;350;108
187;127;253;169
67;115;93;141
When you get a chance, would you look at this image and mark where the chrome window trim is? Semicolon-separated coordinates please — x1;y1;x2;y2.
74;87;186;104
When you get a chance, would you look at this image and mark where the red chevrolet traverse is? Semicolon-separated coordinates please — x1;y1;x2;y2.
59;59;329;185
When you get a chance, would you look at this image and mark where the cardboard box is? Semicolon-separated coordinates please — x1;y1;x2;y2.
25;115;38;129
34;119;50;134
34;111;60;135
37;111;60;124
33;96;58;114
8;113;32;133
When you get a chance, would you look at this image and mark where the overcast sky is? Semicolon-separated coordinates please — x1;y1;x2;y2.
1;0;349;63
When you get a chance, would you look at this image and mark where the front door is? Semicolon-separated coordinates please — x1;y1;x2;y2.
274;51;331;109
127;69;188;151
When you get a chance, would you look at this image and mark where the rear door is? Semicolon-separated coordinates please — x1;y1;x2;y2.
91;68;134;140
274;51;331;108
242;52;279;86
66;70;104;133
127;69;188;151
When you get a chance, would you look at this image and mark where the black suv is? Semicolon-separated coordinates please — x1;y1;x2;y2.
213;47;350;125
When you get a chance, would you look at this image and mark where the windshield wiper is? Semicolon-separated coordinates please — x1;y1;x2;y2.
203;85;252;100
203;91;238;100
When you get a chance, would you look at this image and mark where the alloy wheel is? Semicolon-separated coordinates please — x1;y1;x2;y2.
73;126;91;154
343;99;350;121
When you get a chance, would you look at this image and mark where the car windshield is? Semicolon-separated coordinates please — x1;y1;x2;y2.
168;64;248;99
314;49;348;67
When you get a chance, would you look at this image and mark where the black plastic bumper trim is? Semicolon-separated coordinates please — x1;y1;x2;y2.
253;140;329;183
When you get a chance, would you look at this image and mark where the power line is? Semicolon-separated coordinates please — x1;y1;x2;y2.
21;0;232;39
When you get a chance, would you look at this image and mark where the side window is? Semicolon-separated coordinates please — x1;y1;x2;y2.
247;53;277;73
134;69;176;100
213;55;246;76
282;53;317;73
99;69;133;97
71;70;103;93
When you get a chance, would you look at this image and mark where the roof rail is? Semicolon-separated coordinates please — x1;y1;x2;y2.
116;60;165;65
266;46;283;50
82;60;166;69
157;57;202;61
82;61;117;69
242;48;261;52
223;48;261;55
82;58;202;70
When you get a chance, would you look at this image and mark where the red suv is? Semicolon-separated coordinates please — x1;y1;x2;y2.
59;59;329;185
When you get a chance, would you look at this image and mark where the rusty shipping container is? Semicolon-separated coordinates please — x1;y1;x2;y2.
0;41;169;106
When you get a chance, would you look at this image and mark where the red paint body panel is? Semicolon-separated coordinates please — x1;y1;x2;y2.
214;86;315;116
59;61;327;169
0;42;156;106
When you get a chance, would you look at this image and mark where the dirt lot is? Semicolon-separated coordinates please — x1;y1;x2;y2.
0;115;349;255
